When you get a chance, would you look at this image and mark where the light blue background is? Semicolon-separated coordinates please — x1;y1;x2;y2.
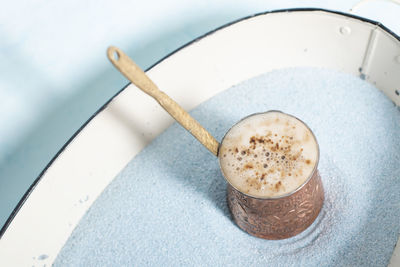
1;0;399;229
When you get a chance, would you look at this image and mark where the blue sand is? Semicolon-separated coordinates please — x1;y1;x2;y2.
54;68;400;266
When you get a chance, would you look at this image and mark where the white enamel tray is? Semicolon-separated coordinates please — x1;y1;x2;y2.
0;9;399;266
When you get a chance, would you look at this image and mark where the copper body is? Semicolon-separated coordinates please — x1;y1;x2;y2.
227;170;324;240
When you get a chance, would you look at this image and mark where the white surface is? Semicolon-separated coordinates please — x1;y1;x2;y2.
0;10;399;266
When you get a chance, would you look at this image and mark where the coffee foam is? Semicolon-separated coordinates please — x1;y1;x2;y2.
219;111;318;198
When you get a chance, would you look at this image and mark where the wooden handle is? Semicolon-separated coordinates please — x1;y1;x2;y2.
107;46;220;156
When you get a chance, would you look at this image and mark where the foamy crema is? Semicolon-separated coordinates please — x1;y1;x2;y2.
219;111;318;198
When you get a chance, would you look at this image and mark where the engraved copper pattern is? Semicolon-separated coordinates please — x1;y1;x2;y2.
227;170;324;240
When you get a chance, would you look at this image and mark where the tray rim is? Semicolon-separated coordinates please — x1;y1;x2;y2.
1;7;399;266
2;8;398;236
